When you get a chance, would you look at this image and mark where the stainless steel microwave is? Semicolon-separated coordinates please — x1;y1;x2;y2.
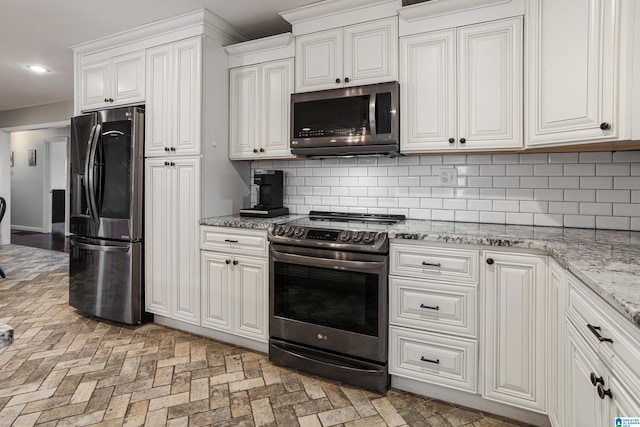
290;81;399;157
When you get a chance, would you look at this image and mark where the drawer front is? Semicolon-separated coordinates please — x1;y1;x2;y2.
567;274;640;382
389;326;477;393
200;226;268;257
390;276;477;338
390;243;479;284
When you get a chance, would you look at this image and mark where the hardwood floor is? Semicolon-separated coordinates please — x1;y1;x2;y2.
10;223;69;253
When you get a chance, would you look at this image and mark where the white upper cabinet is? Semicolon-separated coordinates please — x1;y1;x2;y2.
526;0;635;146
145;37;202;157
79;50;145;112
295;17;398;92
401;17;522;153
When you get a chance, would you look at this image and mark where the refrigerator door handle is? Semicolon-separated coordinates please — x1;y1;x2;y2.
70;239;130;253
84;123;101;227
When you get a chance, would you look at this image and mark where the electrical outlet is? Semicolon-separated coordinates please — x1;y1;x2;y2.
439;168;457;187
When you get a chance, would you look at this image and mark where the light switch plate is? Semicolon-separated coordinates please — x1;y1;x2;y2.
439;168;457;187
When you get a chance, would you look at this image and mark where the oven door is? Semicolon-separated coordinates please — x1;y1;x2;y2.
269;244;388;363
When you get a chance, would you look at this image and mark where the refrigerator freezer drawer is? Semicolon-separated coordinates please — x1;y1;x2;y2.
69;237;143;324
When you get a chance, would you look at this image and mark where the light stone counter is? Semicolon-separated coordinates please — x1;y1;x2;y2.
200;214;304;230
389;220;640;328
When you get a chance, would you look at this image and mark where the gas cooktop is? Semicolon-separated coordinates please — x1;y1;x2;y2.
267;211;405;253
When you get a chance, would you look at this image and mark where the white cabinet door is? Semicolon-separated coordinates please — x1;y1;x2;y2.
483;251;546;413
565;323;606;427
229;66;259;159
111;51;145;105
458;17;522;150
201;251;232;331
295;17;398;93
400;30;456;152
144;157;200;325
234;256;268;342
173;38;202;156
344;17;397;87
547;259;566;427
527;0;619;146
400;17;522;153
145;37;201;157
261;59;294;158
172;158;201;324
296;28;342;92
145;45;173;157
144;159;172;316
81;60;110;111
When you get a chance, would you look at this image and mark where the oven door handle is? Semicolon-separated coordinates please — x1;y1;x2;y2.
270;249;386;271
274;343;384;375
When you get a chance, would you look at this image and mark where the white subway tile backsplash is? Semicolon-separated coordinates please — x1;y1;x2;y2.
252;150;640;230
580;152;612;163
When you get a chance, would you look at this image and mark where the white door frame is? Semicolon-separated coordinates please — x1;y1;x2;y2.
43;136;69;235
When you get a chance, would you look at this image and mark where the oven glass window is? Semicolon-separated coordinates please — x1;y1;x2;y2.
273;262;379;336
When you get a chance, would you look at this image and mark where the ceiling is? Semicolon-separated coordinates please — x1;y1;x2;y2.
0;0;320;112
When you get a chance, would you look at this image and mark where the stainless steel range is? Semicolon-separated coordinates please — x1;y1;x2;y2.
268;211;404;393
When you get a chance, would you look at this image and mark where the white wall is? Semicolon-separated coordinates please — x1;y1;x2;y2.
252;150;640;231
10;127;70;231
0;101;72;129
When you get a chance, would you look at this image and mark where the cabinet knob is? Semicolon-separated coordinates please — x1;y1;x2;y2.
486;258;494;265
590;372;604;387
335;78;341;84
232;260;238;266
225;259;231;264
259;148;265;153
596;383;612;400
344;77;350;83
104;98;109;103
448;138;455;144
460;138;466;144
164;147;170;152
600;122;611;130
108;98;113;103
170;147;176;152
164;161;169;166
253;148;258;153
170;162;175;166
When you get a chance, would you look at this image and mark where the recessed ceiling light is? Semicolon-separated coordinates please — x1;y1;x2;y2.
26;65;51;73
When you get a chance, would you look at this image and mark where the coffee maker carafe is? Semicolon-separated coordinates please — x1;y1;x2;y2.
239;170;290;218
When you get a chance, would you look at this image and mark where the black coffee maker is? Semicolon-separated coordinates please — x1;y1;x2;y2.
239;170;289;218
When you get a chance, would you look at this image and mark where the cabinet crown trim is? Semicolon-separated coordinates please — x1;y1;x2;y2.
399;0;511;22
280;0;399;26
72;8;247;55
225;33;294;64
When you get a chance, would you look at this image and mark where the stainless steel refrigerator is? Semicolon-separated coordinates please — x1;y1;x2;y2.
69;106;146;325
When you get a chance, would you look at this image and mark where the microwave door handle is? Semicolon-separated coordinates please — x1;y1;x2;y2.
369;92;377;138
84;123;101;227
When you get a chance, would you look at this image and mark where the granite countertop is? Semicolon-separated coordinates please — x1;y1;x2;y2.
201;214;640;329
390;220;640;329
200;214;304;230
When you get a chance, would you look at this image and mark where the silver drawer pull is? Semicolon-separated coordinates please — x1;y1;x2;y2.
420;304;440;311
421;261;442;267
420;356;440;364
224;239;239;243
587;324;613;343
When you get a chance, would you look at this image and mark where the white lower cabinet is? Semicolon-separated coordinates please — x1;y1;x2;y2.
389;242;479;394
145;157;201;324
483;250;546;413
200;227;268;344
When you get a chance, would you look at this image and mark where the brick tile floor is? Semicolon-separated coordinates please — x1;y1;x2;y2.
0;245;530;427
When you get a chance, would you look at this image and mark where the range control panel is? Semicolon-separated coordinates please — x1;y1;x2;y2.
272;225;380;246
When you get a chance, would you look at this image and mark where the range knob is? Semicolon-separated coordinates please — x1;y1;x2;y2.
339;230;352;242
362;232;376;244
285;226;294;237
294;227;305;237
352;231;364;243
275;225;286;236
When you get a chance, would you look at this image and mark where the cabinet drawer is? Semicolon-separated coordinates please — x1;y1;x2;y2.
390;243;479;284
389;326;477;393
200;226;267;257
567;274;640;382
390;276;476;338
